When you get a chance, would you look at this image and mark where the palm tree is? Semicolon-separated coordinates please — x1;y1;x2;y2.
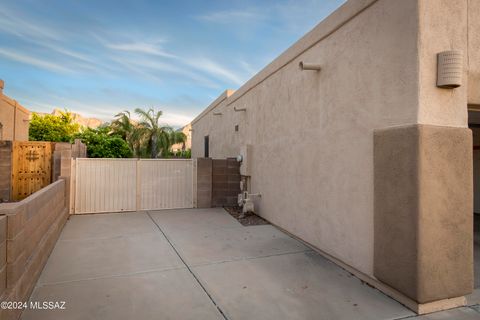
111;111;133;140
111;111;141;156
169;130;187;152
134;108;171;158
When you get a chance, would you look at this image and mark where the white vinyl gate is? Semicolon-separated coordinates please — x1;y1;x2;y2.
74;158;196;214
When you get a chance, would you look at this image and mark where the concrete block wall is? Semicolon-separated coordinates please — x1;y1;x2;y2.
0;179;69;320
71;139;86;159
52;143;73;181
0;141;12;202
196;158;212;208
212;159;241;207
53;140;86;181
196;158;241;208
0;216;6;300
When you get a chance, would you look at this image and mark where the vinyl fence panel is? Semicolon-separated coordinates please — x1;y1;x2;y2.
138;159;194;210
74;158;195;214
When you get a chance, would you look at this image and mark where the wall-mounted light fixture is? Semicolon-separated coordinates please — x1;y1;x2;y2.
234;106;246;112
213;112;223;116
299;61;322;71
437;50;463;89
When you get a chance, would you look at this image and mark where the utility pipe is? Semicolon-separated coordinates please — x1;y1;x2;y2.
299;61;322;71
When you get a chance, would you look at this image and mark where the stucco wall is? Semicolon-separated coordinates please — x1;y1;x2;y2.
417;0;468;126
0;93;30;141
193;0;421;277
191;0;474;299
468;0;480;106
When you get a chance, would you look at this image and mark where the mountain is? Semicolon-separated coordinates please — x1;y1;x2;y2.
34;108;104;128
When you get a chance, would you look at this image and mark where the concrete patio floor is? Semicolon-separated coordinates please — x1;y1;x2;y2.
21;208;480;320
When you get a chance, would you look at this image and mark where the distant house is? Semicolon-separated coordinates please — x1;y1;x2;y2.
0;80;30;141
171;123;192;152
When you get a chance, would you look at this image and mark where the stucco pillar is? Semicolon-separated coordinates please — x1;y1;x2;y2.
374;124;473;303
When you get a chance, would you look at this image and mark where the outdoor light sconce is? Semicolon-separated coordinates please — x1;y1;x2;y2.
437;50;463;88
234;106;246;112
299;61;322;71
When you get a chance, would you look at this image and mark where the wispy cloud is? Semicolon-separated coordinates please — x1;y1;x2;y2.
20;94;194;127
103;40;177;59
0;48;72;73
186;57;245;86
0;0;345;127
0;7;62;41
159;112;194;127
239;60;259;78
196;9;265;24
106;52;222;89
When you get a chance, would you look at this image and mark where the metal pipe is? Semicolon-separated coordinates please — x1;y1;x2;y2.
248;193;262;198
299;61;322;71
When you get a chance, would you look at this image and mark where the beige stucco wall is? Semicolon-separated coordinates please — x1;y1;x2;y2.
0;86;30;141
193;0;420;277
417;0;468;126
191;0;475;297
468;0;480;106
171;123;192;152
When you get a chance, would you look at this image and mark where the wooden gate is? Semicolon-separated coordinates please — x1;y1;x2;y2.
11;141;53;201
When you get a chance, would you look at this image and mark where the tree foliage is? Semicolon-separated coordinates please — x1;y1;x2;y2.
29;107;188;159
29;111;80;142
111;111;143;157
110;108;187;158
74;126;132;158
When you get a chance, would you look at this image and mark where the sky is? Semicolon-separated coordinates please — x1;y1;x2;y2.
0;0;345;127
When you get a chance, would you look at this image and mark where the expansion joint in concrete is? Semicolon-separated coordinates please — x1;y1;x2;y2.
146;211;230;320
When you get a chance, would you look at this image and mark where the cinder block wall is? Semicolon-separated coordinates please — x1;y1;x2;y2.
71;139;87;158
212;159;241;207
196;158;241;208
0;179;69;320
0;141;12;202
196;158;212;208
0;216;6;301
52;143;73;181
